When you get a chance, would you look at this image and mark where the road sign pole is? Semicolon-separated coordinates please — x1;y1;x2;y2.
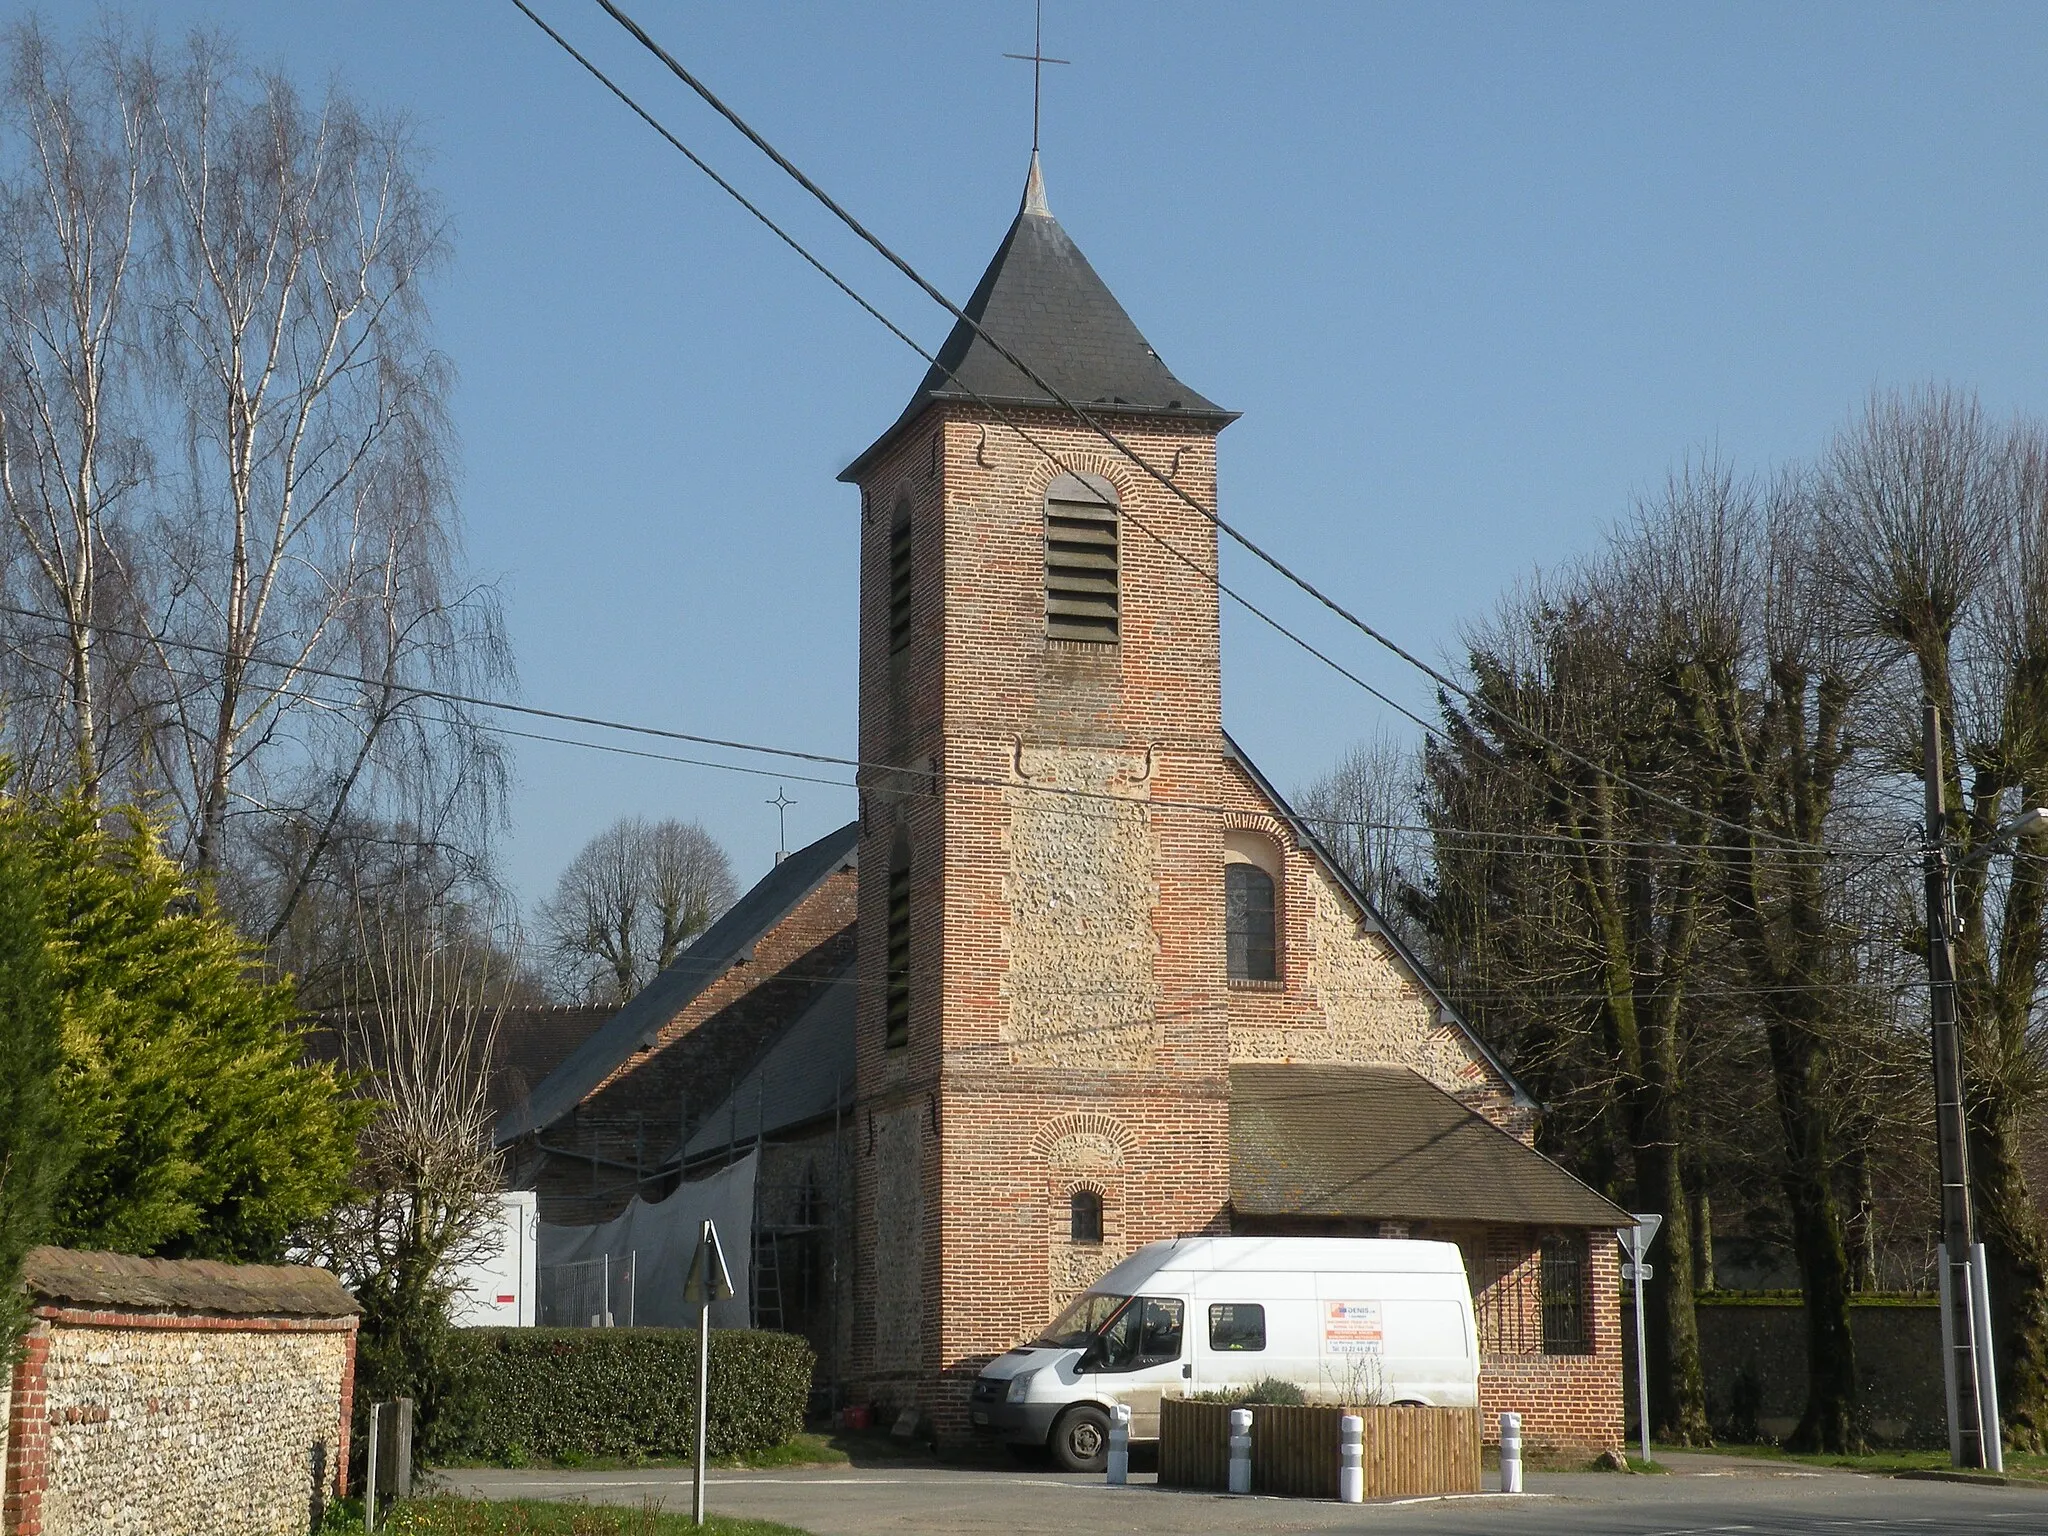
1633;1260;1651;1466
694;1287;710;1525
684;1215;734;1529
1625;1214;1663;1467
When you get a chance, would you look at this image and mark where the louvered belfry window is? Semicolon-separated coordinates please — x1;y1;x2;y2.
1044;473;1119;643
888;497;913;655
885;832;911;1048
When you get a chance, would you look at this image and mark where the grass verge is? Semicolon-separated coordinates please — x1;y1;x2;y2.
1654;1441;2048;1483
322;1496;808;1535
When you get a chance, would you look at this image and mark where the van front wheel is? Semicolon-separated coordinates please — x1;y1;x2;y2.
1050;1405;1111;1473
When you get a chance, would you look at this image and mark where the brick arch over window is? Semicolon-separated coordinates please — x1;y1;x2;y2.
1030;1111;1136;1162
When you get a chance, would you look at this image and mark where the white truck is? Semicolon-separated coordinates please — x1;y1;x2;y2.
970;1235;1480;1471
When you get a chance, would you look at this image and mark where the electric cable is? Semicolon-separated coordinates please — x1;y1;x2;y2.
576;0;1834;856
518;0;1863;859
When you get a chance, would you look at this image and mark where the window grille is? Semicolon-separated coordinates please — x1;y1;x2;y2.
885;844;910;1048
1069;1189;1103;1244
1045;485;1118;642
888;499;913;654
1226;862;1277;981
1540;1233;1591;1355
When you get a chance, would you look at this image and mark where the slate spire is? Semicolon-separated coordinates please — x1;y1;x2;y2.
841;157;1233;480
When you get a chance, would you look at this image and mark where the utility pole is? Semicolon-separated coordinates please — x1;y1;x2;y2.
1924;700;1993;1469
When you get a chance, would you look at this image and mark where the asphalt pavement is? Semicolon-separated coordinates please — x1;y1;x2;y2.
443;1453;2048;1534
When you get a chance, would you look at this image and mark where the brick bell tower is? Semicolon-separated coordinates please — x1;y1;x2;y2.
839;154;1240;1432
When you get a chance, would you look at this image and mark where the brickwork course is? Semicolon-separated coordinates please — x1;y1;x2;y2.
2;1248;358;1536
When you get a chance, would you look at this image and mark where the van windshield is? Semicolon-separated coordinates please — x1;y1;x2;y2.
1033;1293;1130;1348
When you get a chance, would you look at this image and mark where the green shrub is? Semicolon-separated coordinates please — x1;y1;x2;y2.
435;1328;813;1465
1188;1376;1308;1407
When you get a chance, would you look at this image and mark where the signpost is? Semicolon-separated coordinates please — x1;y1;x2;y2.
1621;1214;1662;1468
684;1218;734;1528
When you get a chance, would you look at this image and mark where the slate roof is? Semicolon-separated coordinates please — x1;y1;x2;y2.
21;1246;360;1318
681;961;855;1163
302;1004;619;1132
1221;733;1534;1107
495;822;859;1145
841;155;1235;482
1230;1065;1629;1229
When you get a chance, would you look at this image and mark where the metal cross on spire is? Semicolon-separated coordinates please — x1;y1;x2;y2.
1003;0;1069;153
767;788;796;864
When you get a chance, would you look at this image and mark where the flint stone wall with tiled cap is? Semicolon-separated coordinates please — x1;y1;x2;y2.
3;1246;359;1536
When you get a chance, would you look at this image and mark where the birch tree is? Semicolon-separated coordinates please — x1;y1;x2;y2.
0;20;151;800
136;37;508;911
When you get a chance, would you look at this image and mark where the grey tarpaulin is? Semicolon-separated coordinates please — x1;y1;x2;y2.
537;1153;756;1329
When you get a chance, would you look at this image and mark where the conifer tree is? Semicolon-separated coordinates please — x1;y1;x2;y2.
11;793;365;1260
0;825;66;1361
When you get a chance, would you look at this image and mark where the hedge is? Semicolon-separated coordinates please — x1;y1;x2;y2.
436;1328;814;1464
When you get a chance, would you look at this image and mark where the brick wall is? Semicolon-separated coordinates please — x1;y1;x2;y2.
1477;1233;1625;1454
844;396;1609;1446
4;1306;356;1536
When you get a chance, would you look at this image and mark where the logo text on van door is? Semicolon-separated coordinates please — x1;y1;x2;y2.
1321;1300;1384;1356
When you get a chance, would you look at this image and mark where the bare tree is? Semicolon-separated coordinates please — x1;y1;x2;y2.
0;23;510;956
1295;729;1424;942
542;815;737;1002
1820;386;2048;1448
132;37;510;910
302;899;509;1449
0;19;152;799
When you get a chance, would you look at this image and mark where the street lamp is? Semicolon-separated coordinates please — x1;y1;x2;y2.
1921;701;2046;1472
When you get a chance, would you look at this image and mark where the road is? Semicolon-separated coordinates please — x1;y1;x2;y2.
444;1454;2048;1534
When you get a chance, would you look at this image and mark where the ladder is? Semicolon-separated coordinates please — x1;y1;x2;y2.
752;1230;784;1332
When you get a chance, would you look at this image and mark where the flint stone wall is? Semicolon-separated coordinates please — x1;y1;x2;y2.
5;1248;358;1536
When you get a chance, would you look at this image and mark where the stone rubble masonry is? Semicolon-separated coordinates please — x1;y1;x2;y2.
841;401;1626;1447
4;1307;356;1536
4;1249;358;1536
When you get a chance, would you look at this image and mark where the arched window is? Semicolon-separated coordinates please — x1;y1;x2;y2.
886;829;911;1047
888;494;913;655
1226;862;1277;982
1044;472;1119;643
1070;1189;1104;1245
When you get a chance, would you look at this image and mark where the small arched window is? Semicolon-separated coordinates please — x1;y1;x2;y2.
1044;473;1119;643
1226;862;1278;982
888;494;914;655
1070;1189;1104;1244
885;829;911;1047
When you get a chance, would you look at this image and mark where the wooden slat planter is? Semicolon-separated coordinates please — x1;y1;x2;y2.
1158;1398;1481;1499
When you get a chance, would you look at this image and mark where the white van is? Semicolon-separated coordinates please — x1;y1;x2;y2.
969;1236;1479;1471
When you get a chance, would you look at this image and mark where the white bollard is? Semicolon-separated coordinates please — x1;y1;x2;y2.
1499;1411;1523;1495
1339;1413;1363;1503
1227;1407;1253;1495
1107;1402;1131;1486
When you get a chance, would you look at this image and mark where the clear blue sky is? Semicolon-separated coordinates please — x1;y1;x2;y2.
42;2;2048;915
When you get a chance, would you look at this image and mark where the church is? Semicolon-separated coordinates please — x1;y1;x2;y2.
501;154;1628;1455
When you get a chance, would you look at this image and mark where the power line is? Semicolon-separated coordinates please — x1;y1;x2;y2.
574;0;1836;857
0;600;1901;862
504;0;1445;754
